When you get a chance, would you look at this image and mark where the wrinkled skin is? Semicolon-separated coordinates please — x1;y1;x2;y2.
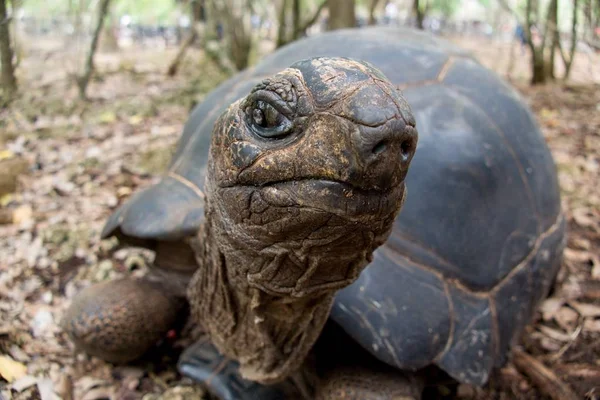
63;57;418;394
188;57;417;383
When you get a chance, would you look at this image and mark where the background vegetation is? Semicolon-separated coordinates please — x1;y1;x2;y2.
0;0;599;399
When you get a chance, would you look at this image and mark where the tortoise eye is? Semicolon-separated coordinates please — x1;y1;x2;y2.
247;100;292;139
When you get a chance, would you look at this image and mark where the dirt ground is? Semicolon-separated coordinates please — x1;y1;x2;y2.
0;33;599;400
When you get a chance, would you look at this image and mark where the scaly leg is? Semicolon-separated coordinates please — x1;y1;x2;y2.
62;277;187;363
178;337;305;400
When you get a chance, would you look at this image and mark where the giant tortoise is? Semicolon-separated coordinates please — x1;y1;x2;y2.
64;27;565;399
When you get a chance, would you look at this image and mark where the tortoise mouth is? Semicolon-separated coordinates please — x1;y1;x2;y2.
257;178;405;219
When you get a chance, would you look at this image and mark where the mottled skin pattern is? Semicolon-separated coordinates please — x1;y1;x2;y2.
63;278;186;363
64;58;418;397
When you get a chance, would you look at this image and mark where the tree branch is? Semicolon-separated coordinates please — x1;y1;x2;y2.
297;0;327;36
77;0;111;100
497;0;523;24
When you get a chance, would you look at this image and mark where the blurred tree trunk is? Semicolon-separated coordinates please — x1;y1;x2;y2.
497;0;556;84
327;0;355;30
546;0;558;80
100;6;119;52
277;0;327;47
368;0;382;25
71;0;86;48
293;0;300;38
276;0;289;47
167;28;198;76
0;0;17;99
206;0;252;71
525;0;547;84
413;0;425;29
9;0;22;68
583;0;599;42
167;0;200;77
558;0;579;80
297;1;327;36
77;0;111;99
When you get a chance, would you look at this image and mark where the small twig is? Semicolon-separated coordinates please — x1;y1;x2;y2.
512;348;579;400
549;318;583;362
166;28;198;77
297;0;327;37
566;337;600;362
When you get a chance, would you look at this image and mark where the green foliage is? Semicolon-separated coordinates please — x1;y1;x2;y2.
21;0;73;15
21;0;178;23
113;0;177;24
428;0;462;17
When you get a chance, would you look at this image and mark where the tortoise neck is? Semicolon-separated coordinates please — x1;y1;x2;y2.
188;214;336;384
187;169;397;383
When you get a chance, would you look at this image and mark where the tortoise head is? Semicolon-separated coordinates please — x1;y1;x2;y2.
205;57;418;296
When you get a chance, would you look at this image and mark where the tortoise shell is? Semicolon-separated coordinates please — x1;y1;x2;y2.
102;27;565;385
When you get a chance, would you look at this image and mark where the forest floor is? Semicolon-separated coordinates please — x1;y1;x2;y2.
0;33;599;400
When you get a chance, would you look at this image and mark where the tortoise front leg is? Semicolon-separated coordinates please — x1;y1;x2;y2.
62;277;187;363
178;338;306;400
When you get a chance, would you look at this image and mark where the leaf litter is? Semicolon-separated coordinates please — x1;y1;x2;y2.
1;36;599;399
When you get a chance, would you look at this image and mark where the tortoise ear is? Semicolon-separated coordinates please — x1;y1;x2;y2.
101;175;205;249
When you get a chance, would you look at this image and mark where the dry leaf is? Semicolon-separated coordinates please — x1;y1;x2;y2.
98;111;117;124
81;386;115;400
540;297;564;321
593;262;600;280
564;248;592;263
538;325;572;342
555;306;579;331
12;204;33;225
10;375;38;392
570;302;600;318
583;318;600;332
571;237;591;250
572;208;597;229
37;378;56;400
0;355;27;383
0;193;14;207
128;115;143;125
0;149;15;161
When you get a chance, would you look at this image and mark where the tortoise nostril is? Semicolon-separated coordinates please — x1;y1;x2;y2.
400;139;413;160
372;140;388;155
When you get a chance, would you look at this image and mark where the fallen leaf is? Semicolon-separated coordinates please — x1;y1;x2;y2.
555;306;579;331
37;378;56;400
570;302;600;318
12;204;33;225
98;111;117;124
128;115;143;125
572;208;597;229
0;149;15;161
540;297;564;321
538;325;572;342
81;386;115;400
0;193;14;206
583;318;600;332
0;354;27;383
564;248;592;263
10;375;38;392
593;262;600;280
